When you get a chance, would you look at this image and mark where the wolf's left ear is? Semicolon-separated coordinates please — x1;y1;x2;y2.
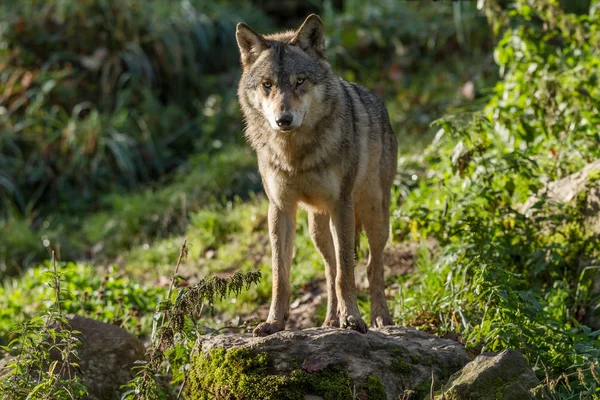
291;14;326;59
236;23;270;68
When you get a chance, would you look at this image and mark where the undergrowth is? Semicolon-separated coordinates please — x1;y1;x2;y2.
0;262;162;345
0;242;261;399
394;0;600;397
0;254;88;399
121;241;261;399
0;0;496;276
0;0;271;218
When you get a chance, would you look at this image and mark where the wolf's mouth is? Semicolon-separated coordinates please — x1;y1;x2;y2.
278;126;295;132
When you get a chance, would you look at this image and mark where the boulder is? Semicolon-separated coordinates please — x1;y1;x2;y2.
437;349;552;400
583;176;600;235
187;326;471;400
0;352;13;381
49;314;148;400
521;159;600;237
521;159;600;217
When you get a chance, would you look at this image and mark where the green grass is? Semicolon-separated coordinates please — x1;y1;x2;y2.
121;198;330;319
0;0;498;368
0;262;162;345
0;145;261;276
0;0;494;273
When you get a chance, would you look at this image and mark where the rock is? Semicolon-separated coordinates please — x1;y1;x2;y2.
187;326;471;399
521;159;600;214
583;177;600;235
438;349;553;400
49;314;148;400
0;352;14;381
521;159;600;236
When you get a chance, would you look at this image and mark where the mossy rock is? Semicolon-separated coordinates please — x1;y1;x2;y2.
187;347;371;399
437;349;554;400
187;327;470;399
360;375;387;400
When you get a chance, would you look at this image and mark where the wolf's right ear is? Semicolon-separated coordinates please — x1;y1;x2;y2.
236;23;269;68
291;14;326;59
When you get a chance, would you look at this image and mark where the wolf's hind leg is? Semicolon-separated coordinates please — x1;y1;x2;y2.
358;194;394;327
254;203;296;337
330;201;368;333
308;211;339;327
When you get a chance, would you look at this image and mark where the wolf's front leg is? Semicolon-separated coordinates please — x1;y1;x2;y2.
253;203;297;336
330;201;368;333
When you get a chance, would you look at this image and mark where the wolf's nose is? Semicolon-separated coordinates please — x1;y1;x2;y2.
276;113;293;128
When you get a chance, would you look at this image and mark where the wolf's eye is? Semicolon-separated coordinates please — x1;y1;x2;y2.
296;77;305;86
262;81;272;89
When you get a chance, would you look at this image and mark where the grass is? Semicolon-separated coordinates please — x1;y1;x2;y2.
0;262;163;345
121;197;331;320
0;0;495;273
0;145;262;276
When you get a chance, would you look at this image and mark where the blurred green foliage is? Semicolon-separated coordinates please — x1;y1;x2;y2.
0;0;271;218
323;0;495;138
0;147;261;275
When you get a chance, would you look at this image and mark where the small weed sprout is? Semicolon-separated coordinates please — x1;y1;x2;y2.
0;252;87;399
121;240;261;399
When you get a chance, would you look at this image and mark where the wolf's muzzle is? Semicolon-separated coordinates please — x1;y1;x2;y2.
276;113;294;128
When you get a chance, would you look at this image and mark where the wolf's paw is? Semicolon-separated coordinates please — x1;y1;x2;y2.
340;314;368;333
253;321;284;337
371;313;394;327
322;316;340;328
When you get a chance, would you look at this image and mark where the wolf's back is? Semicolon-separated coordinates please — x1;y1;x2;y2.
337;80;397;174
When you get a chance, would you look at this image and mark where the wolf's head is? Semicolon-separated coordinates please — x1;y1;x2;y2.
236;15;332;133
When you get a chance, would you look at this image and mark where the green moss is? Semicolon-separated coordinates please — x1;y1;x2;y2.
390;357;413;375
587;169;600;183
440;376;519;400
187;347;353;400
390;348;413;374
392;348;405;356
413;380;432;399
360;375;386;400
289;366;353;399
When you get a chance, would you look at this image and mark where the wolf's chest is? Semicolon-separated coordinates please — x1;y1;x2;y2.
262;167;342;212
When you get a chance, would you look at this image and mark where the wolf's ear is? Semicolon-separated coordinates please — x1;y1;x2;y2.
236;23;269;68
291;14;326;59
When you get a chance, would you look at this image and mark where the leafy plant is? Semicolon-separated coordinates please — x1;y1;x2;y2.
0;261;163;344
393;0;600;397
0;0;271;218
121;241;261;399
323;0;496;140
0;240;261;399
0;254;87;399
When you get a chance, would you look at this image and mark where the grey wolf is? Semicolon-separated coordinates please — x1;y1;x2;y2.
236;14;397;335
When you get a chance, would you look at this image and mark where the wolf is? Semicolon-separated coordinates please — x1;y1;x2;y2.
236;14;398;336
